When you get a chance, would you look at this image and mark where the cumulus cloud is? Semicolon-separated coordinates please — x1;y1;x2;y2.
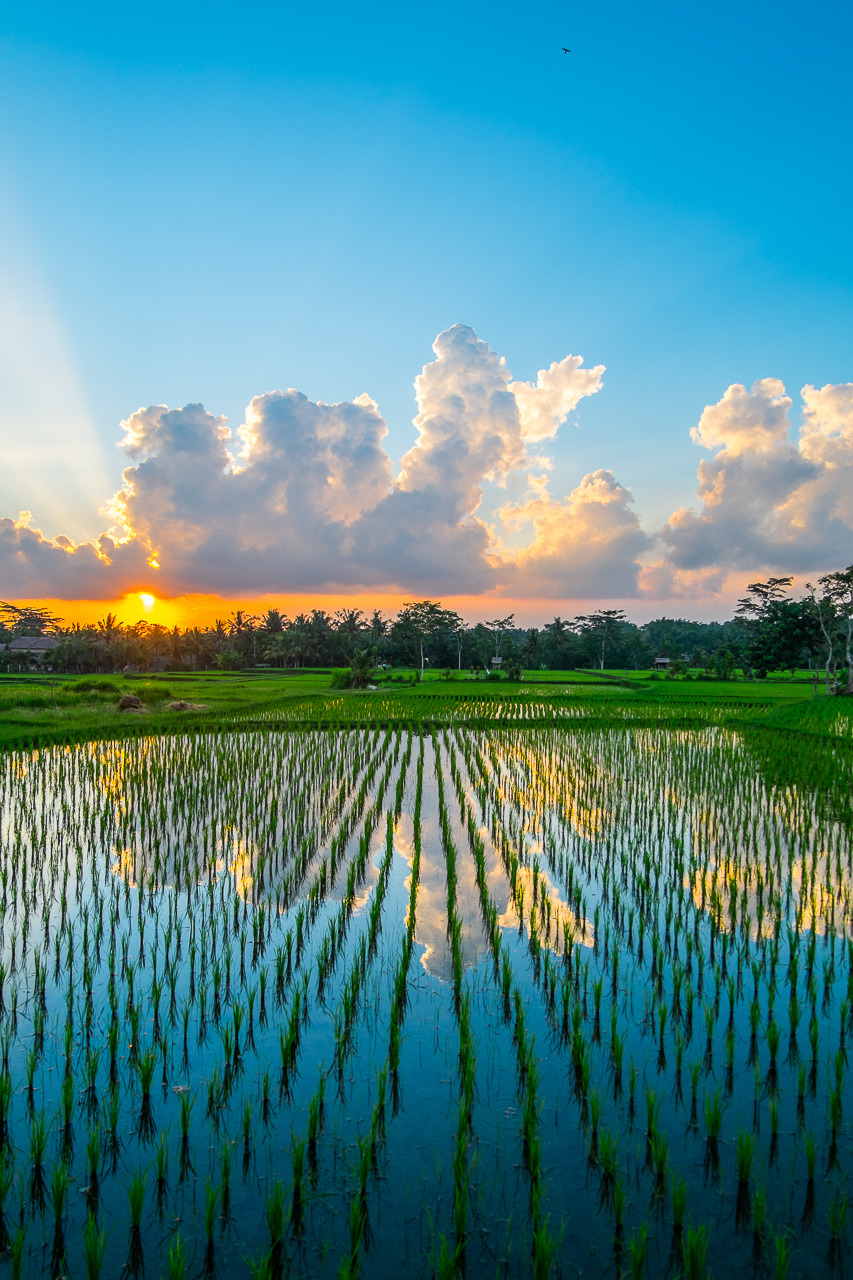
0;512;148;599
689;378;793;456
0;325;606;600
353;324;533;593
509;354;605;443
494;469;650;597
7;323;848;608
659;377;853;584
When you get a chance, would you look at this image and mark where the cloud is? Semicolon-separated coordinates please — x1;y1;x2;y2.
689;378;793;456
659;377;853;581
0;325;605;600
494;469;650;597
7;324;848;610
509;354;605;443
353;324;534;592
0;512;148;599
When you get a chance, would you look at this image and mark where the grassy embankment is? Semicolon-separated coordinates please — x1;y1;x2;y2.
0;666;847;751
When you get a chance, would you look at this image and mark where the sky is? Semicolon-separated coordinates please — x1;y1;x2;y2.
1;0;851;627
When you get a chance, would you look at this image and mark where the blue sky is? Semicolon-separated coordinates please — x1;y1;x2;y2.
1;0;851;619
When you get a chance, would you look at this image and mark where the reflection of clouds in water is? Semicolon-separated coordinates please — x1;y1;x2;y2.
111;846;142;888
496;859;595;951
408;760;596;984
401;753;493;983
687;844;851;941
110;827;258;898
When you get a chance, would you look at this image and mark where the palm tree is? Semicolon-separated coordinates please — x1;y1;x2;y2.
334;609;367;662
95;613;124;672
349;649;375;689
261;608;287;635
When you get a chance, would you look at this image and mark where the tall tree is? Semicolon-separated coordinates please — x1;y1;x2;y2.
394;600;455;681
334;609;367;661
810;566;853;694
822;566;853;693
482;615;516;663
0;602;63;638
574;609;628;670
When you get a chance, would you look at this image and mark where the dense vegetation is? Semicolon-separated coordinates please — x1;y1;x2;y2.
2;567;852;688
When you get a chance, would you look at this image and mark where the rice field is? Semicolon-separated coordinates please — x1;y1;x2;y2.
0;718;851;1278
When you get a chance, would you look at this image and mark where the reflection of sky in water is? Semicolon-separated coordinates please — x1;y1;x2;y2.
3;721;850;993
2;719;851;1280
405;738;595;982
473;725;853;946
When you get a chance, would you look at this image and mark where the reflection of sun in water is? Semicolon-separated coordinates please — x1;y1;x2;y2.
139;593;155;609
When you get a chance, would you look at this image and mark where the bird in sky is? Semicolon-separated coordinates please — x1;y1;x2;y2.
562;46;571;53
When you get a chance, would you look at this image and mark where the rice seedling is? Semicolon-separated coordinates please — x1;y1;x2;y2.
683;1222;709;1279
290;1136;306;1234
179;1090;195;1183
671;1172;687;1240
136;1048;157;1141
773;1230;793;1279
829;1189;848;1263
154;1127;169;1214
265;1177;285;1280
125;1169;146;1277
166;1233;187;1279
28;1110;48;1210
82;1211;107;1280
203;1176;218;1275
220;1138;232;1220
629;1222;648;1278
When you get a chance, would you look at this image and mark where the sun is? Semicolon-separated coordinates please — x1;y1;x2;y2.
139;593;156;609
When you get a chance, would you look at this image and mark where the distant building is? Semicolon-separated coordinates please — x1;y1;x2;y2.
652;657;672;670
0;640;60;670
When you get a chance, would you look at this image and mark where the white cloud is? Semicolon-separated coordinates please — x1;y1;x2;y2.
689;378;792;456
0;325;605;600
659;377;853;578
5;326;848;610
494;469;650;597
509;354;605;443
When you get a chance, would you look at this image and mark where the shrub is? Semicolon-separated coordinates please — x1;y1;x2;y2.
330;669;354;690
73;680;120;695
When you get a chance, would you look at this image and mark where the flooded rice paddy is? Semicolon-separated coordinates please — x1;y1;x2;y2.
0;723;851;1278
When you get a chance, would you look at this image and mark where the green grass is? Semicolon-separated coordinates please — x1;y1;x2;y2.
0;665;845;753
0;671;329;749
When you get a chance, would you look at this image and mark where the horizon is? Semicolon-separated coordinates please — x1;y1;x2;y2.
0;589;778;634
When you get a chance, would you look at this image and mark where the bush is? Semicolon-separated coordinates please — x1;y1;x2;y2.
134;683;173;701
73;680;120;695
329;669;354;690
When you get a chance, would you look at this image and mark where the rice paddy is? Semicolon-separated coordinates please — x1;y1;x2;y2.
0;710;851;1277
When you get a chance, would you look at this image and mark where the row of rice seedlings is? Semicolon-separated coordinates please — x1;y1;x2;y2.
454;723;853;1273
339;738;425;1277
434;742;475;1270
0;716;849;1275
438;731;562;1275
0;727;414;1275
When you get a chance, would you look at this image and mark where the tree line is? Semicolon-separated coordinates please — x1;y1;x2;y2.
1;566;851;691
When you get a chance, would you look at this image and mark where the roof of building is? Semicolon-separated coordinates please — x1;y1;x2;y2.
4;636;61;651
